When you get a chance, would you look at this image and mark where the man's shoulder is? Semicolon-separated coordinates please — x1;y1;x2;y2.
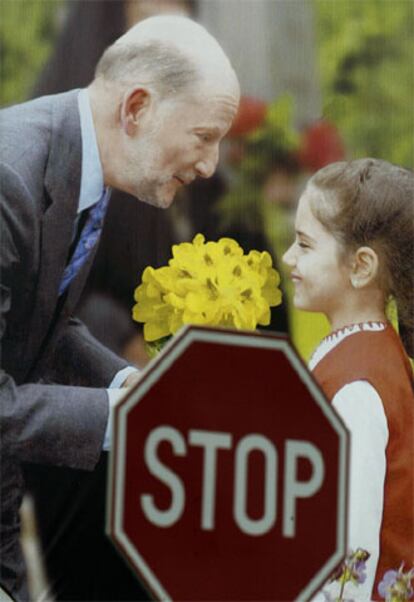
0;89;81;190
0;89;79;116
0;89;79;137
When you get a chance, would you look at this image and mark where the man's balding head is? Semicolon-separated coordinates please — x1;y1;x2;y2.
95;15;239;100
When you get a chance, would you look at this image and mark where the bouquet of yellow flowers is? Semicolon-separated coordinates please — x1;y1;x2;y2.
132;233;282;356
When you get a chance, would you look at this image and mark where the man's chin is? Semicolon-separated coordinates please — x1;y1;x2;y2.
150;193;175;209
133;189;175;209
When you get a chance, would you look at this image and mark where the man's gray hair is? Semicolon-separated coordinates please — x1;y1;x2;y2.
95;40;200;98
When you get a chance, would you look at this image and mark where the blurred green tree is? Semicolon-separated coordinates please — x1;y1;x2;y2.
314;0;414;167
0;0;62;106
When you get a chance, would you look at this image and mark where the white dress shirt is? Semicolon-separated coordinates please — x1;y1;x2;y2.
77;88;140;450
310;323;388;601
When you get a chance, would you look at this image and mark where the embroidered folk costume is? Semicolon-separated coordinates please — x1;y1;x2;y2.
310;322;414;600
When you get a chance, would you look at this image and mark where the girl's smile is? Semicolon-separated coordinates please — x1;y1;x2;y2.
283;185;355;328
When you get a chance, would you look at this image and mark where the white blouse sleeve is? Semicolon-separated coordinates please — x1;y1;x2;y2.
313;380;388;601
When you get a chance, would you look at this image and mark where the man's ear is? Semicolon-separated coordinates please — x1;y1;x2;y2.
120;88;151;135
350;246;379;289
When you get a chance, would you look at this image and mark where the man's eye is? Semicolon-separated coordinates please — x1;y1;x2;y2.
198;133;211;143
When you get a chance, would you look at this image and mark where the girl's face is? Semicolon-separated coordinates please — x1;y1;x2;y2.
283;186;353;326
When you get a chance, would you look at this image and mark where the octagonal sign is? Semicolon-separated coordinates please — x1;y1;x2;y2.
107;325;348;601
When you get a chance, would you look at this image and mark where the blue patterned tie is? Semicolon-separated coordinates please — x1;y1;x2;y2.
59;188;110;296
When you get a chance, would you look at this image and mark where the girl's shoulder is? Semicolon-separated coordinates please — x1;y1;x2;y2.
308;321;389;371
310;322;413;403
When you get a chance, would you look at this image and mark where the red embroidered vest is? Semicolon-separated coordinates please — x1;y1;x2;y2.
312;325;414;599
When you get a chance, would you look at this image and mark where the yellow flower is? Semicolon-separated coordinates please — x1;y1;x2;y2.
132;234;282;342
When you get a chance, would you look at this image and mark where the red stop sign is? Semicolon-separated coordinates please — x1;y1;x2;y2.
108;326;348;601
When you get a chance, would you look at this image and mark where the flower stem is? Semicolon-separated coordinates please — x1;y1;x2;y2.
336;579;346;602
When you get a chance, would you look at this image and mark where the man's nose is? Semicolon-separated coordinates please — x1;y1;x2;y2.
195;146;219;179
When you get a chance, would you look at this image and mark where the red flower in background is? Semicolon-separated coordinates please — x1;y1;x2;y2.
227;96;346;174
298;120;346;172
228;96;267;137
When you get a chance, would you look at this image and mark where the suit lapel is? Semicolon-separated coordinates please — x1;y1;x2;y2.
26;91;82;365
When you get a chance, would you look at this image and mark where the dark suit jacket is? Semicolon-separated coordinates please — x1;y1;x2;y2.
0;90;128;600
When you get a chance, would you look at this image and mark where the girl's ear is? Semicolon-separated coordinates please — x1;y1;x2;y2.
350;246;379;289
120;87;151;136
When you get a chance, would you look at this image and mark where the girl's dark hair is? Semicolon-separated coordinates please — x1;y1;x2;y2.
309;158;414;358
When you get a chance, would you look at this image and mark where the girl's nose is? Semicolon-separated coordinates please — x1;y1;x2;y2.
282;244;296;267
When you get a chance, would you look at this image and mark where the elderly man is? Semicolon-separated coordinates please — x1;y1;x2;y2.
0;15;239;601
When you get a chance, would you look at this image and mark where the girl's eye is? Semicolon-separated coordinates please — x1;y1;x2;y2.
198;133;211;143
298;241;310;249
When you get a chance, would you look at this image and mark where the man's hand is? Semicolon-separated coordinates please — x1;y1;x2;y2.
122;371;142;388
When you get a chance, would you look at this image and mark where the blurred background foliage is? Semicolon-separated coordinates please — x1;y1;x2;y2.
219;95;300;230
315;0;414;167
0;0;63;106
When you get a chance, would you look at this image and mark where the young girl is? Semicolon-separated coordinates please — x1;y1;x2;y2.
283;158;413;599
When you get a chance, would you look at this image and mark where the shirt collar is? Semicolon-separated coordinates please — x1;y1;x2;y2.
77;88;106;213
308;321;388;371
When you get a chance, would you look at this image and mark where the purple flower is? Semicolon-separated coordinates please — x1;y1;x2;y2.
378;565;414;601
354;559;367;584
378;570;399;598
328;548;370;588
